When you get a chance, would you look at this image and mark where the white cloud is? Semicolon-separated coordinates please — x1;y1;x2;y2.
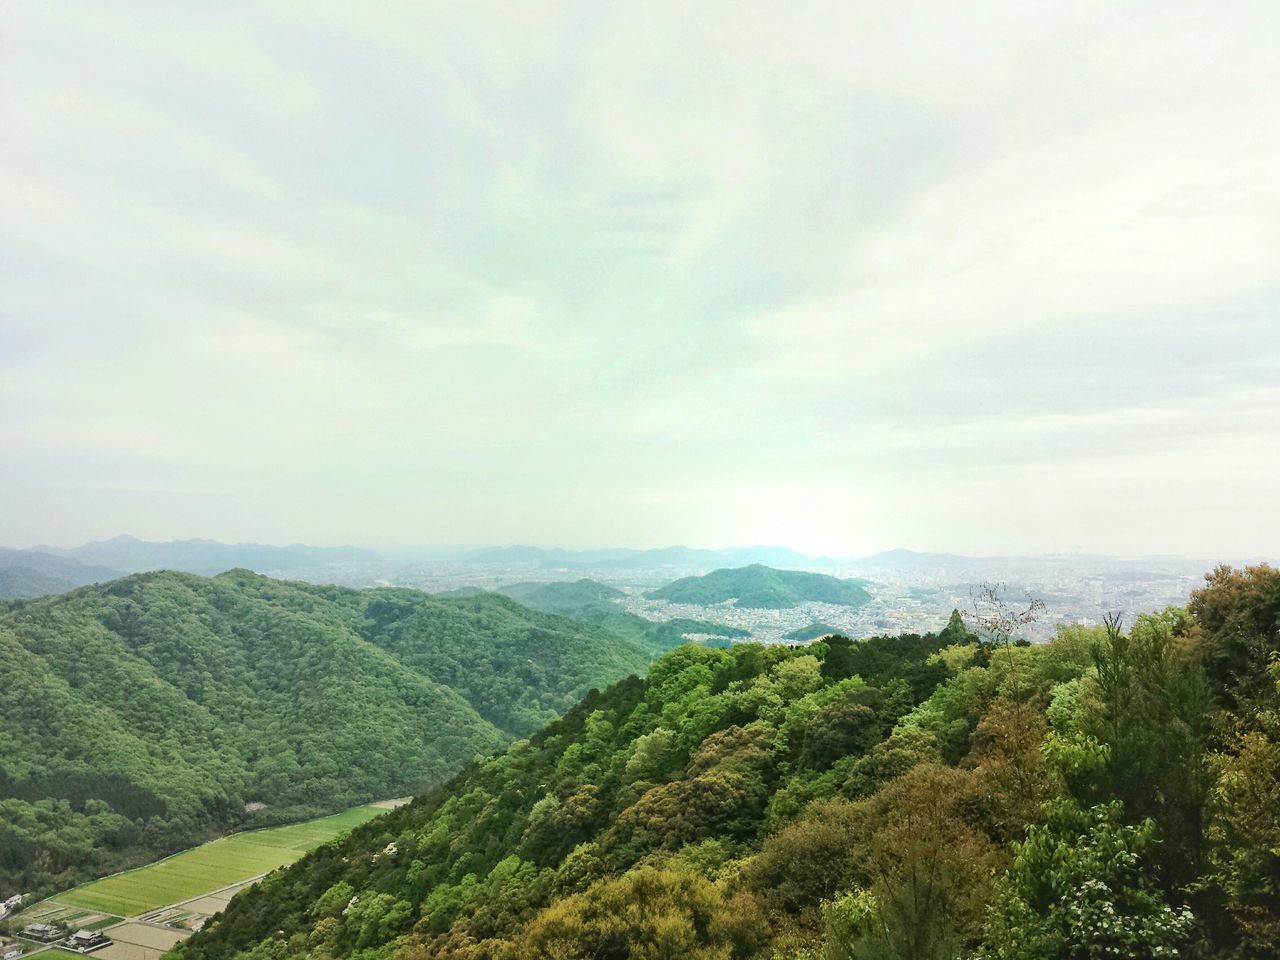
1;0;1277;555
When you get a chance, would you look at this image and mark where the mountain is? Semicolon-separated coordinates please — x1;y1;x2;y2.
646;564;872;609
497;578;627;614
466;545;831;571
170;564;1280;960
782;621;842;642
0;570;650;899
0;547;122;597
36;535;379;576
495;580;750;651
169;623;958;960
0;566;83;599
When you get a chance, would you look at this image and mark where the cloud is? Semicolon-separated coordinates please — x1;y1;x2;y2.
1;0;1277;555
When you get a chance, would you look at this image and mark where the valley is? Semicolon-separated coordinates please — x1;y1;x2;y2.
0;572;652;901
4;802;399;960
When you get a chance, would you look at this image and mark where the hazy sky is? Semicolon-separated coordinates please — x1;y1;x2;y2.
3;2;1278;557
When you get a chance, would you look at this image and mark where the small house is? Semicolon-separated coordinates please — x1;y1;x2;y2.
67;931;111;954
20;925;60;943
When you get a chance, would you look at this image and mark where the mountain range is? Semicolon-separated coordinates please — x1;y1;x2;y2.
464;544;833;570
645;564;873;609
0;547;122;598
0;570;652;899
33;534;379;576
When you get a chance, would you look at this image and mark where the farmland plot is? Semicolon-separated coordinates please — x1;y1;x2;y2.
54;805;383;917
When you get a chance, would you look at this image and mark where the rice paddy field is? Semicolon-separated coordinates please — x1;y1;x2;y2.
52;804;385;917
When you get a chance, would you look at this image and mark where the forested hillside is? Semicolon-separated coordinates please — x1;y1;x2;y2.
782;622;841;642
0;571;651;900
0;548;121;598
494;580;751;649
646;564;871;609
173;565;1280;960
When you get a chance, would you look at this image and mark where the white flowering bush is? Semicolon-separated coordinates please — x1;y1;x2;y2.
976;799;1194;960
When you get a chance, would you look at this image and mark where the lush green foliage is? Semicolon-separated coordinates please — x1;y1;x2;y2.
0;571;651;901
977;799;1194;960
171;564;1280;960
646;565;872;609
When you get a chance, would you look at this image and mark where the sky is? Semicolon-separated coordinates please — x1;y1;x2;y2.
2;1;1278;558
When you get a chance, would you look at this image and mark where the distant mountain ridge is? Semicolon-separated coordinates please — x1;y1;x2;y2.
0;547;122;598
466;544;831;570
646;564;873;609
31;534;379;575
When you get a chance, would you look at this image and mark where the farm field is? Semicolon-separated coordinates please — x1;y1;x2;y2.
91;921;189;960
53;805;385;918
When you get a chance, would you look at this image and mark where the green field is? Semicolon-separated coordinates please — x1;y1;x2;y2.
54;805;384;916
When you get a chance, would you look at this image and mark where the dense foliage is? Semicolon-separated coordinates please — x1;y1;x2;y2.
496;580;626;613
0;571;651;901
172;564;1280;960
645;565;872;609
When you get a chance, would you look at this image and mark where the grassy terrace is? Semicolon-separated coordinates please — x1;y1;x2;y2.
54;805;384;917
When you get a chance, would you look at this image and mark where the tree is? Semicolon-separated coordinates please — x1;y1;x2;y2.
821;636;860;682
507;865;768;960
1087;610;1214;891
968;583;1044;672
823;764;1000;960
976;800;1194;960
795;686;889;772
1204;658;1280;957
965;698;1054;844
937;610;974;647
745;798;870;915
1189;564;1280;710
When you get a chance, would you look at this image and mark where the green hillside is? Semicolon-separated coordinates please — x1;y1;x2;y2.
782;621;841;642
0;571;650;901
497;579;627;615
646;564;872;609
170;564;1280;960
0;548;121;597
496;581;750;651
